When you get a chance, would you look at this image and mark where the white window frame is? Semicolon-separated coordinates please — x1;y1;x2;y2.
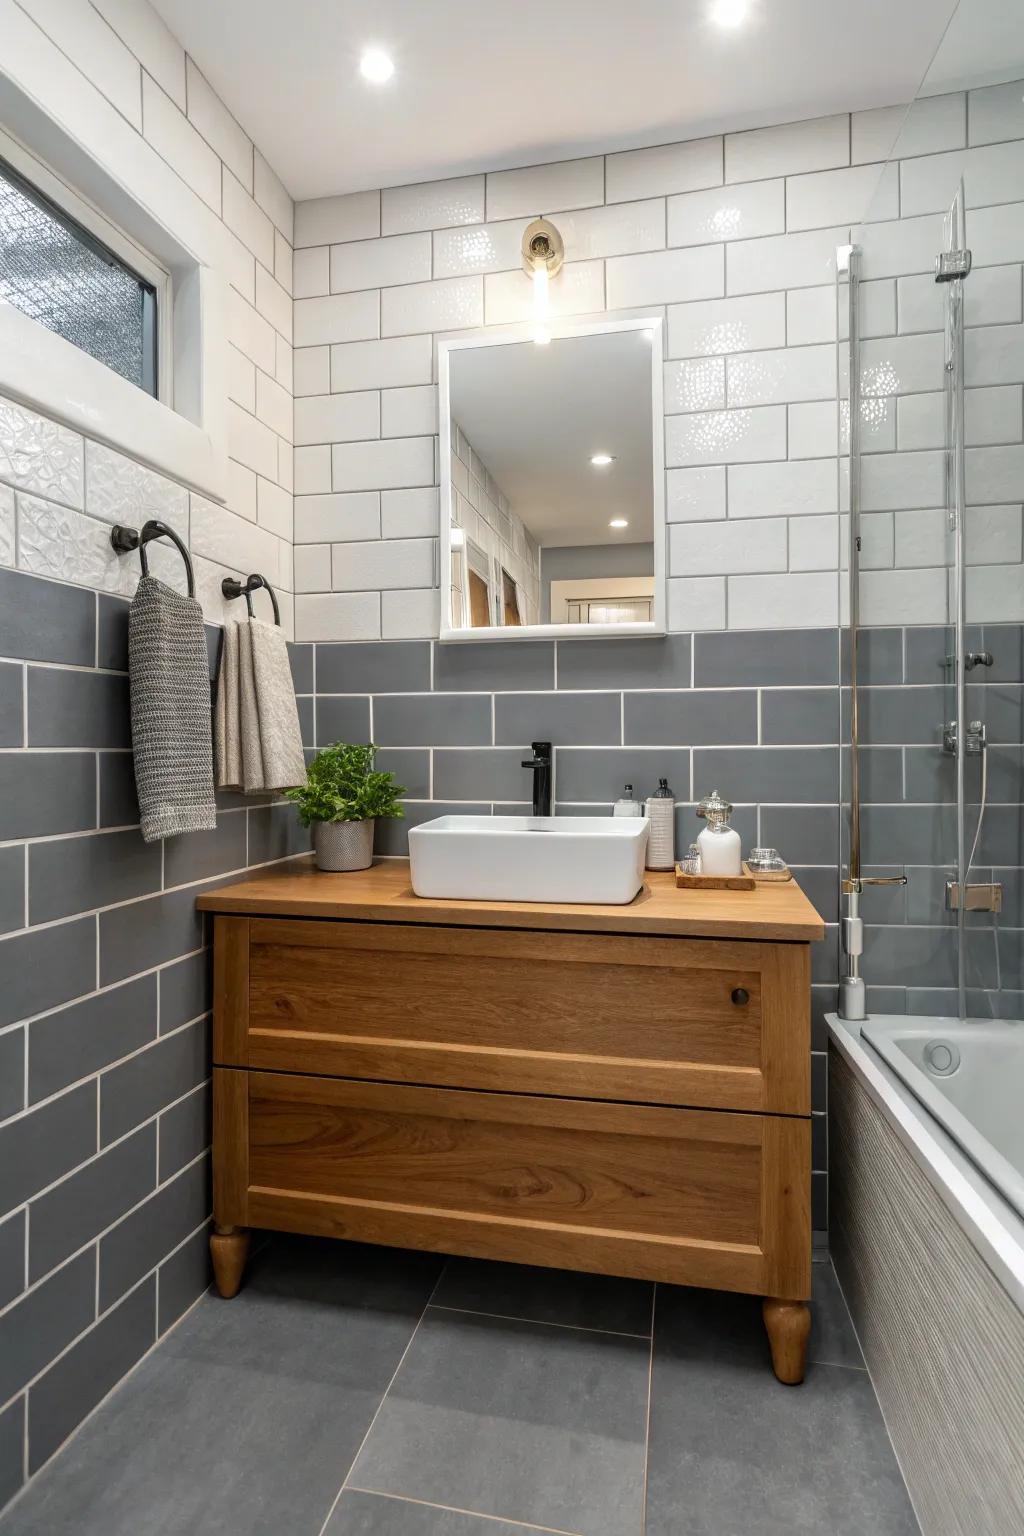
0;10;229;503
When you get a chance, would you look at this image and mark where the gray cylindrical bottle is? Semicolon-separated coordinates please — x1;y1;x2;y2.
645;777;675;870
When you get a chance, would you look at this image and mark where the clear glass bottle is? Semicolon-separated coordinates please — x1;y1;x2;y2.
696;789;742;876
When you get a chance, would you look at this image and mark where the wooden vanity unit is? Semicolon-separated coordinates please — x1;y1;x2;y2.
197;859;824;1383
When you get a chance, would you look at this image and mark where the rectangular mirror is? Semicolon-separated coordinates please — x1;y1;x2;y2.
438;316;665;641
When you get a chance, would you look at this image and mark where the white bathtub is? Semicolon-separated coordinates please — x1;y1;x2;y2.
860;1016;1024;1225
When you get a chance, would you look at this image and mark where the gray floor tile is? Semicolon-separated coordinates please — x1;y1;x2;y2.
350;1307;648;1536
328;1489;565;1535
809;1262;864;1370
433;1258;653;1337
645;1285;918;1536
0;1236;442;1536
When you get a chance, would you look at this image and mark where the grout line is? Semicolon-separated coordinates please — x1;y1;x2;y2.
343;1488;586;1536
640;1282;657;1532
426;1302;652;1341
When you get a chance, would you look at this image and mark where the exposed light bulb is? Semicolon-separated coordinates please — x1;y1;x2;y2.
531;264;550;345
710;0;750;27
609;517;629;528
360;47;394;83
590;453;615;467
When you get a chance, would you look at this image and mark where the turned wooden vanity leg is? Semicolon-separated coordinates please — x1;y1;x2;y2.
763;1298;811;1384
210;1224;250;1298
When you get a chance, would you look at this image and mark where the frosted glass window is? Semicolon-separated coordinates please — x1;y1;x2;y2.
0;158;157;396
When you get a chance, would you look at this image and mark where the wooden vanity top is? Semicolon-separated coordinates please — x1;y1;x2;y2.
197;857;825;941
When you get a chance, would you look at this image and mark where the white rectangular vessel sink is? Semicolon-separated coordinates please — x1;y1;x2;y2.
408;814;649;905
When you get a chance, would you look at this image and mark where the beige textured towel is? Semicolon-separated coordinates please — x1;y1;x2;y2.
215;618;306;794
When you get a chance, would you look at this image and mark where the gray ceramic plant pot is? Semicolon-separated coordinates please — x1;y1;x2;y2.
313;817;375;872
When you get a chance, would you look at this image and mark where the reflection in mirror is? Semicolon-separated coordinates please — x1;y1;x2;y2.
441;319;663;638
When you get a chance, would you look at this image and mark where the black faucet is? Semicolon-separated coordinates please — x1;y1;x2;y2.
521;741;552;817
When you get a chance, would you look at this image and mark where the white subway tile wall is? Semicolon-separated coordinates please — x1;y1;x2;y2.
289;86;1023;640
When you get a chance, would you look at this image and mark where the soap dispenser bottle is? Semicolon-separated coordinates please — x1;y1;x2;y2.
696;790;742;876
645;778;675;870
613;783;642;817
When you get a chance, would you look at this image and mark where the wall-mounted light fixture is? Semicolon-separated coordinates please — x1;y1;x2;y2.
521;218;564;345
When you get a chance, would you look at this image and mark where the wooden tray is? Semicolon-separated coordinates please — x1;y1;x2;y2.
743;862;793;884
675;867;756;891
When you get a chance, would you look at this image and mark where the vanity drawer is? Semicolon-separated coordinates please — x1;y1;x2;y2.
214;1068;810;1298
214;915;810;1113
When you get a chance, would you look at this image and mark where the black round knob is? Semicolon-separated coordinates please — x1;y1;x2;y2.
731;987;750;1006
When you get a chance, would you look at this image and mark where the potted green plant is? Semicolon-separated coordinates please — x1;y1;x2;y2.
284;743;405;872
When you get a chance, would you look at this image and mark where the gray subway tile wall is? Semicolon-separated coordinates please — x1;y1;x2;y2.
0;571;314;1505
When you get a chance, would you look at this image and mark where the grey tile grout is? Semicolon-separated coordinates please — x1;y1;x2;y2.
426;1300;652;1341
343;1486;586;1536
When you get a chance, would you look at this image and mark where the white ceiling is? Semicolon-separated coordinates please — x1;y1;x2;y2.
450;329;654;548
151;0;963;200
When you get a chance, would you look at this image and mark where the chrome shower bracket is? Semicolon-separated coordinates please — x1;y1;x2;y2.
942;719;986;755
935;249;972;281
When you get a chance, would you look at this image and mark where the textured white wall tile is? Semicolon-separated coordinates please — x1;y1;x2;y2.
786;286;836;346
668;292;785;358
486;158;604;221
664;358;726;414
433;219;525;278
295;591;381;641
787;162;898;232
254;151;293;241
969;80;1024;147
294;247;330;299
966;505;1023;565
667;465;726;523
896;392;944;451
294;291;379;348
222;169;274;268
0;398;83;509
380;487;440;540
726;115;849;183
381;386;438;439
856;213;944;280
382;176;485;235
381;587;440;638
185;57;251;189
964;562;1024;622
484;261;605;324
902;141;1024;219
382;276;483;337
728;457;838;518
553;200;665;262
789;513;839;571
789;401;839;459
293;543;331;592
141;74;220;212
254;265;293;342
330;335;434;392
294;392;381;447
331;437;434;492
861;450;944;511
606;245;723;308
330;232;432;293
0;483;13;566
331;537;434;591
85;441;187;531
727;226;846;294
668;179;783;246
728;570;838;627
255;370;292;441
666;574;726;630
965;324;1024;387
256;476;292;540
17;491;145;595
852;94;965;164
965;385;1023;447
190;496;281;577
670;516;786;575
606;137;722;203
19;0;142;126
727;343;836;407
965;444;1024;504
228;287;277;373
966;203;1024;266
667;405;786;467
294;445;332;495
295;192;380;247
295;491;381;544
294;347;331;397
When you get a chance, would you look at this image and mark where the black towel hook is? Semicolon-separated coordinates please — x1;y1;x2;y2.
221;573;281;626
111;521;196;598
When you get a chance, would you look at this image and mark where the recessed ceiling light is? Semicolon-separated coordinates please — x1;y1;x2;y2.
360;47;394;83
609;517;629;528
590;453;615;466
710;0;750;27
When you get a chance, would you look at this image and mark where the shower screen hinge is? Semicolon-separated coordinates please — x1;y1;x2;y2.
935;249;972;282
946;880;1002;913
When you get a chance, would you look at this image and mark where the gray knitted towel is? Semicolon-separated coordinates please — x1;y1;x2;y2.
128;575;217;843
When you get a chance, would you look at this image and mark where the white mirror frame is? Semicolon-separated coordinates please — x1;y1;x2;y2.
438;314;666;644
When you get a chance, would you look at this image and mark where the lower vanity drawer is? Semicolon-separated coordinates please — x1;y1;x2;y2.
213;1068;810;1297
214;915;811;1114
